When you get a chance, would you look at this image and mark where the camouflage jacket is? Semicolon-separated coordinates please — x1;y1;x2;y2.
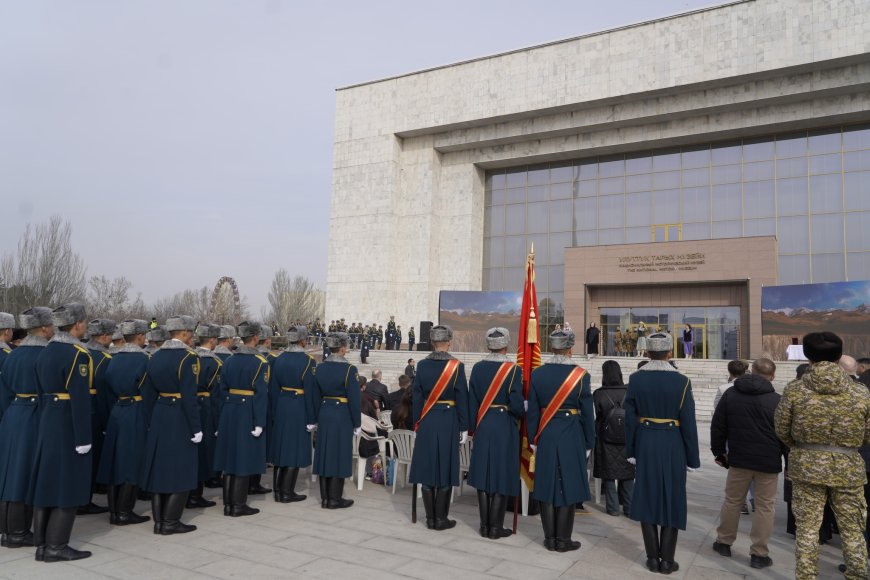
775;361;870;487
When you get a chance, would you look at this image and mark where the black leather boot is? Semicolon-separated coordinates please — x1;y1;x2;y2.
421;486;436;529
488;494;512;539
273;468;281;502
3;501;34;548
659;526;679;574
160;492;197;534
326;477;353;509
319;477;329;509
43;507;91;562
476;491;489;537
230;476;259;517
204;476;223;489
223;476;233;516
33;507;49;561
248;473;271;495
186;482;216;508
0;500;8;547
433;487;455;530
540;503;557;551
640;523;660;572
107;485;120;525
555;506;580;552
77;491;108;516
151;494;165;534
116;485;149;525
284;467;306;502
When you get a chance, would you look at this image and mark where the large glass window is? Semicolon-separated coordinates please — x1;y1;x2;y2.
483;126;870;308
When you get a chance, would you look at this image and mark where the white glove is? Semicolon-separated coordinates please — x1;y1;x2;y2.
586;450;591;460
353;427;361;437
75;444;92;455
523;400;528;412
530;444;537;453
687;467;699;473
306;424;317;432
214;431;218;437
459;431;468;445
627;457;636;465
191;432;203;443
251;426;263;438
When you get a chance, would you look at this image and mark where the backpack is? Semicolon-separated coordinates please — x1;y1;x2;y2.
601;392;626;445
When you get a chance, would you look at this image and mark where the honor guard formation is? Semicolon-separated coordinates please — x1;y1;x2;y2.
1;306;869;579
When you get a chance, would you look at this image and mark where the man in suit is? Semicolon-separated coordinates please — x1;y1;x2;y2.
365;370;389;410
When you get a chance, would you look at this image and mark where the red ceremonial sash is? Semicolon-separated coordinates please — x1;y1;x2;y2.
475;362;515;431
533;366;586;445
414;359;460;432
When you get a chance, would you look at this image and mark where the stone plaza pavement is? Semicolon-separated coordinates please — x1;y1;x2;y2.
0;430;851;579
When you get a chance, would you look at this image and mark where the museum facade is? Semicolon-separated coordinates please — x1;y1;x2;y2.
327;0;870;358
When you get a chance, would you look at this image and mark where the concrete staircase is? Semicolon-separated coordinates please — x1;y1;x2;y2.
327;348;802;425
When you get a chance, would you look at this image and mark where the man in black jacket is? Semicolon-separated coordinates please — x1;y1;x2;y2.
364;369;390;410
710;358;786;569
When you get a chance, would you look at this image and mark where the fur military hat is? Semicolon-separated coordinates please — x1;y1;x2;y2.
218;325;236;340
486;327;510;350
259;326;274;339
549;329;575;350
120;319;149;336
0;312;15;329
429;325;453;343
19;307;53;330
112;329;123;341
237;321;262;339
286;325;308;343
146;326;169;342
52;303;87;327
646;332;673;353
87;319;117;337
325;332;349;349
195;323;221;339
165;315;196;332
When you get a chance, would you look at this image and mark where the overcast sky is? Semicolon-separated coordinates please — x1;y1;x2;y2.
0;0;715;312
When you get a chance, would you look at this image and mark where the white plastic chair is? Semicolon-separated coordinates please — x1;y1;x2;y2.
352;414;388;490
386;429;416;494
379;410;392;430
455;437;473;500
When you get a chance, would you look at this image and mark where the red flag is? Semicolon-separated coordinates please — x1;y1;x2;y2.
517;244;542;490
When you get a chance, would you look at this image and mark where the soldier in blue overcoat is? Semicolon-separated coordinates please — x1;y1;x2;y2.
624;332;700;575
214;325;235;363
29;304;94;562
310;332;360;509
468;327;523;539
268;325;315;503
97;319;151;526
214;321;269;517
140;314;202;536
409;325;469;531
0;313;13;395
0;308;53;549
187;324;222;509
251;326;277;496
144;326;168;355
527;329;594;552
81;319;116;516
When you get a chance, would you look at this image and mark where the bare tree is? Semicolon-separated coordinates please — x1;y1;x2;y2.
151;286;211;323
266;270;324;330
87;275;148;321
0;216;87;313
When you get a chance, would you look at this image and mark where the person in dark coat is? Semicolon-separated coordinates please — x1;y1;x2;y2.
585;323;600;356
467;327;523;539
404;359;416;381
710;358;785;569
365;370;389;410
527;329;594;552
81;318;117;516
386;374;410;411
593;359;635;517
410;325;469;531
214;325;235;363
139;315;202;535
187;324;222;509
29;303;94;562
268;325;315;503
0;308;53;550
359;329;370;364
97;319;151;526
408;327;416;351
0;312;13;380
214;321;269;517
624;332;700;574
250;327;277;496
310;332;361;509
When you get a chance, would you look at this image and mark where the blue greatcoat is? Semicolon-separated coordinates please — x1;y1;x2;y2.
311;355;361;478
87;344;112;484
467;357;523;496
527;359;595;507
409;353;469;488
195;348;222;481
268;348;315;467
213;347;269;477
0;338;47;502
0;342;11;422
29;334;94;508
624;363;700;530
139;340;202;494
97;345;149;486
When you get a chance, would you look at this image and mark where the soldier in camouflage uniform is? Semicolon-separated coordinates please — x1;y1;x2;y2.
775;331;870;580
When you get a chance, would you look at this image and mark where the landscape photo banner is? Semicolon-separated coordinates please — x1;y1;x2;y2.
761;280;870;359
439;291;522;353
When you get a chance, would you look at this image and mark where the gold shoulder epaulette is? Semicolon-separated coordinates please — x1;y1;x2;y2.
255;354;268;364
74;344;92;357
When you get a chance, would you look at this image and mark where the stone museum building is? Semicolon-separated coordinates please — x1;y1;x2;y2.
327;0;870;358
